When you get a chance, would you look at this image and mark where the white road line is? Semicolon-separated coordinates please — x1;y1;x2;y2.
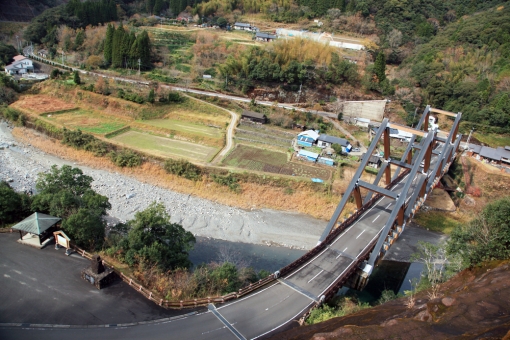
307;270;324;283
372;214;380;223
386;203;392;209
356;229;365;239
343;247;348;252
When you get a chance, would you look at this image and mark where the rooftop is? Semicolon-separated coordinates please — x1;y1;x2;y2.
317;134;350;146
241;110;266;119
11;212;61;235
298;149;319;159
256;32;276;39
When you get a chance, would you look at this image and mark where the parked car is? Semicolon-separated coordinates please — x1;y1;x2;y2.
352;147;361;152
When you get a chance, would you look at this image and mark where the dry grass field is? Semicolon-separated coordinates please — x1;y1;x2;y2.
12;95;76;113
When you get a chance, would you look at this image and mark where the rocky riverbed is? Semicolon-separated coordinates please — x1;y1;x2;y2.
0;120;326;250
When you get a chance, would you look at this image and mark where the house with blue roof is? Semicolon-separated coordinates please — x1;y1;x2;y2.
297;130;319;147
297;149;319;162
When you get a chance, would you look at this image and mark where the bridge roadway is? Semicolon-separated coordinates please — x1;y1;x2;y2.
0;168;428;340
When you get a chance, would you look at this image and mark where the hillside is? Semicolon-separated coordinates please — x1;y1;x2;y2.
0;0;67;22
270;261;510;340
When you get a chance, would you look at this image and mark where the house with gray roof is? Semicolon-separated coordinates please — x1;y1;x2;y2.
468;144;510;167
255;32;277;42
4;55;33;75
317;134;351;152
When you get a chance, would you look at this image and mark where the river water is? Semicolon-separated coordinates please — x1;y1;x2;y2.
189;236;423;302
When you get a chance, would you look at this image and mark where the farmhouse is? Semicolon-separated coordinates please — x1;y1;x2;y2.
255;32;277;42
297;149;319;162
467;144;510;166
297;130;319;147
234;22;256;31
241;110;267;124
362;153;382;169
177;10;193;22
317;134;351;152
4;55;33;75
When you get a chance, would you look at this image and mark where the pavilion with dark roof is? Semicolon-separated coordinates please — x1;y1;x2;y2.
11;212;61;248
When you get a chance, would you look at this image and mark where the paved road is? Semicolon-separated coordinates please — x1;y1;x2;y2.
0;147;435;339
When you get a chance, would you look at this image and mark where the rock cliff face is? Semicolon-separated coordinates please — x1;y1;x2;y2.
272;261;510;340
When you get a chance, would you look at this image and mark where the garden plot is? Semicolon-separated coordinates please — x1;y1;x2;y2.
140;119;224;138
111;130;219;162
224;145;331;180
43;110;126;135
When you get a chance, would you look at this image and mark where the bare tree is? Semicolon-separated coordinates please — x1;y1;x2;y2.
217;245;250;269
388;29;403;49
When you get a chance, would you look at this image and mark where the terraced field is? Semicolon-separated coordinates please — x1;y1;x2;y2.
224;145;331;180
140;119;223;138
111;130;219;162
43;110;126;135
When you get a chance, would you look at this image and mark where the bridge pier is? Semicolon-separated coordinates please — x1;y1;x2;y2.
344;263;373;291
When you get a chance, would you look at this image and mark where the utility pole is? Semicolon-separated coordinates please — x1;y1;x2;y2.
297;82;302;103
16;35;19;53
138;58;141;75
62;51;64;65
465;127;475;148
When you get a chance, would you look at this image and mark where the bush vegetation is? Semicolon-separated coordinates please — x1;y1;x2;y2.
164;159;203;181
109;149;143;168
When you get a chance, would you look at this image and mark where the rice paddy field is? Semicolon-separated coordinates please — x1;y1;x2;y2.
43;110;127;135
224;145;332;180
139;119;223;138
111;130;219;162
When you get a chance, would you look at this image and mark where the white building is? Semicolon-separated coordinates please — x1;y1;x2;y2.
4;55;33;75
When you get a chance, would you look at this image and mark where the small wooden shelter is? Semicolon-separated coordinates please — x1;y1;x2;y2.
12;212;61;246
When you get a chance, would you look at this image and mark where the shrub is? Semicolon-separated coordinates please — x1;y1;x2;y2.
164;159;202;180
211;173;240;192
109;150;143;167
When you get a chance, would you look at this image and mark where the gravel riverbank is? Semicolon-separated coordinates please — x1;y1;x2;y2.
0;120;326;250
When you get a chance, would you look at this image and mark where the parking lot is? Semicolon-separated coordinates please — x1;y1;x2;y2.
0;233;194;325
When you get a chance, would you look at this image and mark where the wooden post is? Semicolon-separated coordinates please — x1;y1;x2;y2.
353;186;363;210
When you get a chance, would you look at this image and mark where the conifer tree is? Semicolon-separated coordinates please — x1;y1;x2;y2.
111;24;125;68
374;52;386;82
104;23;114;64
73;71;81;85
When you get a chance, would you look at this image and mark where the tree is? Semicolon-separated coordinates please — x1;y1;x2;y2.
31;165;111;249
447;197;510;267
122;202;195;271
148;88;155;103
104;23;114;64
0;181;22;226
73;70;81;85
374;51;386;82
388;29;403;49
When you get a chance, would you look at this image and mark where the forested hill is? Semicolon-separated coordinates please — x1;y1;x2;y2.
394;5;510;133
0;0;67;22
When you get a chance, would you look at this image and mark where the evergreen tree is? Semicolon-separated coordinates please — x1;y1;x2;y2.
104;23;114;64
153;0;163;15
148;89;155;103
111;24;125;68
374;52;386;82
74;29;85;49
73;71;81;85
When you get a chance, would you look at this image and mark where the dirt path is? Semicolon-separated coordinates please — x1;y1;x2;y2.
180;93;238;165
